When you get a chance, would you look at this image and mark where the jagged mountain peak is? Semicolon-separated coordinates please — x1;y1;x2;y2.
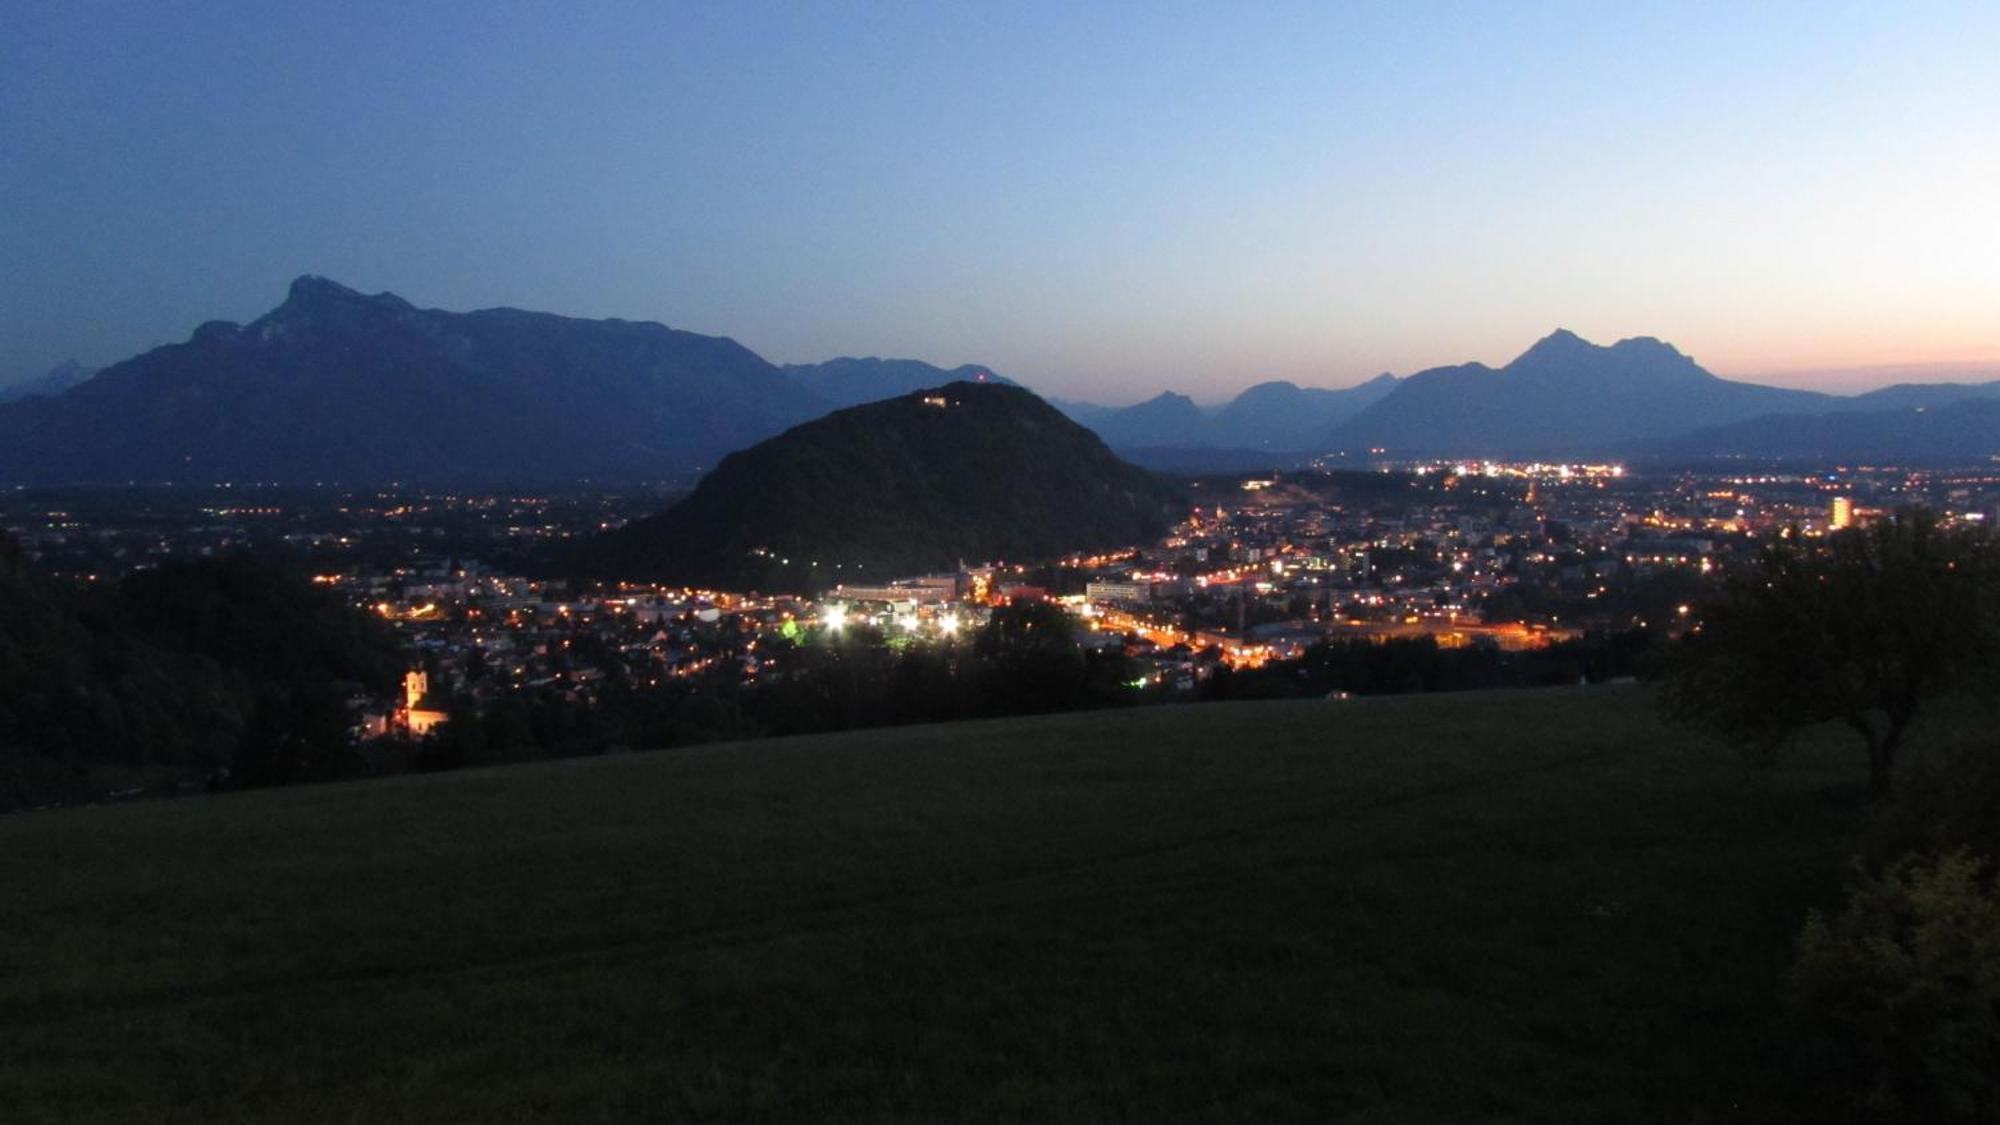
278;275;415;316
1514;328;1594;363
288;274;358;301
190;320;243;345
1510;328;1697;368
1608;335;1690;361
1236;380;1304;398
1504;328;1706;385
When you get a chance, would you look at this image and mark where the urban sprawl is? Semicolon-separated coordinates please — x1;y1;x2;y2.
9;461;1998;741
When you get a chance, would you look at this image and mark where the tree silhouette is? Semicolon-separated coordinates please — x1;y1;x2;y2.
1661;512;1998;796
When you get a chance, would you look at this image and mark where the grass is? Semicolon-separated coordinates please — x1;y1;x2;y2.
1;685;1871;1122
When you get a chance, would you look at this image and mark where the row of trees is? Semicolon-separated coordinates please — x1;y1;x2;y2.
419;603;1147;770
419;606;1661;772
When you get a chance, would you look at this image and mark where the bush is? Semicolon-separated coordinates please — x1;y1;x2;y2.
1789;849;2000;1121
1866;737;2000;871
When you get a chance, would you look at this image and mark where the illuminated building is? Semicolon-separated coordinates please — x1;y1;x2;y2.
1085;580;1152;605
400;669;449;736
1830;496;1854;530
831;572;966;604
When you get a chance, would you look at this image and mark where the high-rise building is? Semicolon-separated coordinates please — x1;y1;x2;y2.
1830;496;1854;530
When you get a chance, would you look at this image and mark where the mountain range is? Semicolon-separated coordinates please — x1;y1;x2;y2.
568;382;1185;589
3;277;1995;484
0;360;96;405
783;357;1016;409
1642;398;2000;462
1054;375;1400;452
1323;330;1828;455
0;277;830;483
1066;332;2000;461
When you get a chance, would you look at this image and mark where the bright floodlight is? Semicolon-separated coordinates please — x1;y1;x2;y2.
824;603;847;631
939;613;960;636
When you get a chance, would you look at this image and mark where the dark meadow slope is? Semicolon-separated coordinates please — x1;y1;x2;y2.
0;688;1865;1121
0;277;827;484
570;382;1187;589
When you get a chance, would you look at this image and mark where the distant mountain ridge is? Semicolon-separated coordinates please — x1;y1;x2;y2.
1844;380;2000;412
0;277;831;484
569;382;1186;590
1637;398;2000;463
6;278;1994;484
784;357;1016;409
1212;376;1400;449
1320;330;1835;456
0;360;95;405
1052;376;1397;452
1053;336;1999;461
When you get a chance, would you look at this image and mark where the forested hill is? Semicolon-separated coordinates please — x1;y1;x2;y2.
569;383;1188;590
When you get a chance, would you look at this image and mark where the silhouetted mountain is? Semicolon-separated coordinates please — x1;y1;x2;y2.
784;357;1016;408
1208;375;1399;450
1047;397;1120;427
1843;379;2000;412
1325;330;1833;455
1048;376;1396;453
1637;399;2000;463
1087;392;1211;449
569;382;1186;590
0;277;829;484
0;360;95;404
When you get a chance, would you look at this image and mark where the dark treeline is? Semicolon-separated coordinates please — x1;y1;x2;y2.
423;606;1655;772
1213;630;1653;700
0;540;402;810
421;603;1148;770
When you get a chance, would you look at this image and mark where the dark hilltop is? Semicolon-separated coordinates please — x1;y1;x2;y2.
569;382;1187;590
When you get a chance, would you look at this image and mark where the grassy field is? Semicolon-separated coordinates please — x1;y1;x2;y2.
2;686;1872;1122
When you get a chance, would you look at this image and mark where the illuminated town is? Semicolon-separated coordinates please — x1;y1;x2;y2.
7;461;1999;741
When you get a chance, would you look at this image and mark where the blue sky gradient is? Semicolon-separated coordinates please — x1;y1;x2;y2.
4;2;1995;402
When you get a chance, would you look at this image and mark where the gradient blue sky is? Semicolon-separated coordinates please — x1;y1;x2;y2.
4;2;1996;403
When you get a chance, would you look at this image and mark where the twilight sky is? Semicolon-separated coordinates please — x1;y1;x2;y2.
4;2;1996;403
